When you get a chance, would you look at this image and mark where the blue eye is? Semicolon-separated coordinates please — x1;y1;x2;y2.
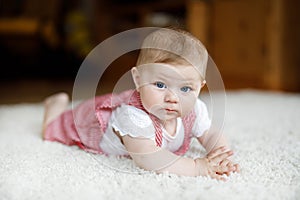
155;82;166;89
181;86;192;93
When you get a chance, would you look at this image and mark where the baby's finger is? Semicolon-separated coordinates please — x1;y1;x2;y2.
220;159;230;168
233;163;241;173
220;160;236;175
209;150;233;166
207;146;226;159
210;172;227;181
212;163;232;175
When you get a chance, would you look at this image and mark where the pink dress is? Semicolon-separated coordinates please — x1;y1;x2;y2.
44;90;196;155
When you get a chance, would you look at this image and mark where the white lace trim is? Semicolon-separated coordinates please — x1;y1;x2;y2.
128;106;152;128
111;105;155;139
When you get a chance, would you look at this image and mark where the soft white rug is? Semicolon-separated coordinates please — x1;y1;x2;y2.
0;90;299;200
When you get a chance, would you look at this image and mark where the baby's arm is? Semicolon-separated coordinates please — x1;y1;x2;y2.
198;130;229;151
122;135;232;179
197;131;240;174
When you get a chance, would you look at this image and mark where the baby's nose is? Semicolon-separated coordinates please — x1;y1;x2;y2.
164;89;178;103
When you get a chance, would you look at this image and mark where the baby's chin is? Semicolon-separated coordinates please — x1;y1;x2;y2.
145;107;184;121
152;112;181;122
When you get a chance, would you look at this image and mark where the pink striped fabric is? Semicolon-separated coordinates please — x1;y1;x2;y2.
127;90;196;155
126;91;164;147
44;89;196;155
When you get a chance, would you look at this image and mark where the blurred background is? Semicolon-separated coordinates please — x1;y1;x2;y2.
0;0;299;104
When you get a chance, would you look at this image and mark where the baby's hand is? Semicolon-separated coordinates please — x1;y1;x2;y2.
195;146;235;180
215;158;240;176
208;146;240;176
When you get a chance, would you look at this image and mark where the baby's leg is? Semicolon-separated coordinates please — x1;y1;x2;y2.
42;92;69;138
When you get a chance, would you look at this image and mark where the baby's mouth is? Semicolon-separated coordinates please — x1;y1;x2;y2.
165;108;177;113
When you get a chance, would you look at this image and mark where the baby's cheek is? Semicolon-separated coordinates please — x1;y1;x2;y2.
141;93;160;110
180;97;197;115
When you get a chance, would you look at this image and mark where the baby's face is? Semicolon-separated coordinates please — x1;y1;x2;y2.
133;63;204;122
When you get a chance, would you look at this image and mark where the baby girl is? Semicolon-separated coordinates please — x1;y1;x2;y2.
43;28;240;180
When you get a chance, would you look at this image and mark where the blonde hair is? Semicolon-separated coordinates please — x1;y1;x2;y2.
136;28;208;79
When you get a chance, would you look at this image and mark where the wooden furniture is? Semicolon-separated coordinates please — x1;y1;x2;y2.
186;0;300;91
95;0;300;91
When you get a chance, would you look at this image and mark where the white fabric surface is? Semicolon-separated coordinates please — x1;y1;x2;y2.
0;90;299;200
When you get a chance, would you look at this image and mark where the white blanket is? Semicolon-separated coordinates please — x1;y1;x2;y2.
0;90;299;200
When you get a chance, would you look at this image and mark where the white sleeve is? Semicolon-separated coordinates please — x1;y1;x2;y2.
110;104;155;140
191;99;211;138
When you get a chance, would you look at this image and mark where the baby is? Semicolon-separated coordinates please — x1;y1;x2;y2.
43;28;239;180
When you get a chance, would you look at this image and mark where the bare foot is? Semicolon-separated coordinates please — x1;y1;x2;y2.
42;92;69;138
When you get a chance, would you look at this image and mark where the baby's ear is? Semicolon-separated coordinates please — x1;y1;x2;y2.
131;67;140;91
